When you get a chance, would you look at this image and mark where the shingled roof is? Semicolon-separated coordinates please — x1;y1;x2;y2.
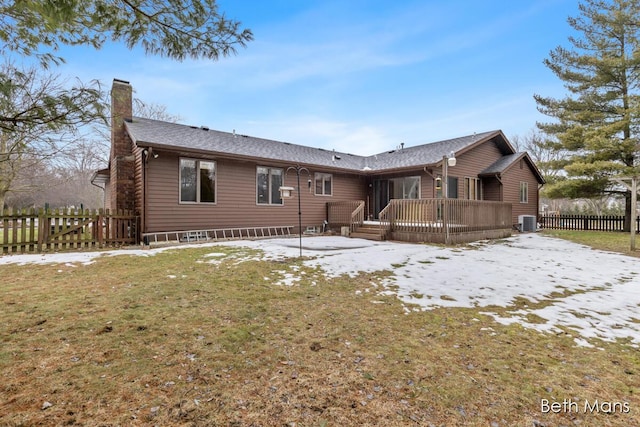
124;117;511;173
480;152;545;184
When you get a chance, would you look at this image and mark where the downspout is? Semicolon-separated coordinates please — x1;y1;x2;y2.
423;166;436;197
142;148;149;245
422;165;435;179
90;169;108;207
538;183;544;218
495;174;503;200
90;178;105;192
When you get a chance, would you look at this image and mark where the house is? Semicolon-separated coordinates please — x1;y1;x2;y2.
93;79;544;244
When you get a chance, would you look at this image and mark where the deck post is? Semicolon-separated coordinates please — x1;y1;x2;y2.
631;177;637;250
442;153;456;245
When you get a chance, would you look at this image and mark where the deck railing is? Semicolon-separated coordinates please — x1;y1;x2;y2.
378;203;393;239
327;200;365;231
350;200;365;232
380;199;512;243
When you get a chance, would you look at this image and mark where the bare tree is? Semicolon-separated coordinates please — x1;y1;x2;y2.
0;62;105;213
4;99;183;211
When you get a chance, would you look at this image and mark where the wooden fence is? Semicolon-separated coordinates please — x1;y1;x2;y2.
1;208;139;254
540;214;640;232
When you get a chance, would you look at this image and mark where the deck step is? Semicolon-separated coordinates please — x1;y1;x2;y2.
350;232;383;241
350;226;386;241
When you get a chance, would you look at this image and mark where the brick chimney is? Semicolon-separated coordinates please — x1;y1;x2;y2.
109;79;135;213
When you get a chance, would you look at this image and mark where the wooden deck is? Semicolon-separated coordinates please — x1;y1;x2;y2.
328;199;512;244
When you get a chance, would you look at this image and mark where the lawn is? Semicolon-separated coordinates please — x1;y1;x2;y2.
0;227;38;244
542;229;640;257
1;238;639;426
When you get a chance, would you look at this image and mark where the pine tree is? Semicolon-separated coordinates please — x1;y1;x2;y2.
535;0;640;230
0;0;253;65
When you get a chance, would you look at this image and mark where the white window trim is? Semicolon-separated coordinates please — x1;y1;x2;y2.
520;181;529;203
314;172;333;196
179;158;217;204
256;166;284;206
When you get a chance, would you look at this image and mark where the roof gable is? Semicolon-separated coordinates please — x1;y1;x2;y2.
362;130;513;171
480;152;545;184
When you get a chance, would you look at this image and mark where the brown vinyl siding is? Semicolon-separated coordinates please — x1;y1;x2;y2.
482;177;502;202
387;140;505;201
144;153;366;233
133;144;144;214
141;140;541;233
501;161;540;224
444;141;504;199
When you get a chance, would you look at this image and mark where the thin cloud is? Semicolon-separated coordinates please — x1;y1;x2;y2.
52;0;579;153
242;116;390;155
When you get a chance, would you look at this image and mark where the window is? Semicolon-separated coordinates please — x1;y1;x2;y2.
257;166;283;205
520;181;528;203
447;176;458;199
180;158;216;203
464;177;481;200
314;173;333;196
389;176;420;199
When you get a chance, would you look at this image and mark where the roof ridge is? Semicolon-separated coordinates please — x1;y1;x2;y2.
125;118;506;172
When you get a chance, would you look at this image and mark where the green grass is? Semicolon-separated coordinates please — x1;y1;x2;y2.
0;227;38;244
1;244;639;426
542;229;640;257
1;226;98;249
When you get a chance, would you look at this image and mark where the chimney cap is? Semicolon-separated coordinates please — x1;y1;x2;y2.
113;78;130;85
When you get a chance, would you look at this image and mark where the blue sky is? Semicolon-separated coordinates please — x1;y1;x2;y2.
57;0;579;155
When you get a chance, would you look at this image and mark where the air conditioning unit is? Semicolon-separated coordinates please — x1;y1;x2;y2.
518;215;537;232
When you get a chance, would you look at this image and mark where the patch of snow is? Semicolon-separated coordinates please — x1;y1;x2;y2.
217;234;640;345
203;252;227;258
2;234;640;346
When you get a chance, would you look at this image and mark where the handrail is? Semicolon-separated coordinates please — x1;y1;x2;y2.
378;202;393;239
327;200;364;229
350;200;365;232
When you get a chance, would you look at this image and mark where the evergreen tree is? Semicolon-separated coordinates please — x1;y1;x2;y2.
0;0;253;65
0;0;252;132
535;0;640;230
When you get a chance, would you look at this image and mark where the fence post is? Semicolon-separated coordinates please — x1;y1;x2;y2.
37;208;44;252
98;209;104;246
1;208;8;254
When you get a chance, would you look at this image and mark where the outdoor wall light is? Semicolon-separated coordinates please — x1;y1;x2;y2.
442;151;457;245
143;147;159;159
447;151;456;167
